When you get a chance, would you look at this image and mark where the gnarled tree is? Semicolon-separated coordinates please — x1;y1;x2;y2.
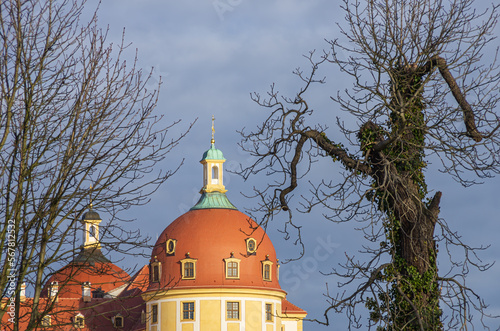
239;0;500;329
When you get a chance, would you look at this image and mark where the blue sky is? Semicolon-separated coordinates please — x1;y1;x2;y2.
90;1;500;329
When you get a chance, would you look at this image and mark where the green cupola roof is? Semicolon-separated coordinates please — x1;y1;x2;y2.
201;143;225;161
190;191;237;210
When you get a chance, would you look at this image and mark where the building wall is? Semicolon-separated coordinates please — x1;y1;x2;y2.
145;288;285;331
282;316;304;331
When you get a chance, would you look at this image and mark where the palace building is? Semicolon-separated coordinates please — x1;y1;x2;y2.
2;133;307;330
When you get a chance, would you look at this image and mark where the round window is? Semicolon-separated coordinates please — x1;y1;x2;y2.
166;239;176;254
247;238;256;253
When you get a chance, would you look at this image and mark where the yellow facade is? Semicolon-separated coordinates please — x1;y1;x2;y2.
161;301;176;330
282;313;306;331
245;300;262;329
200;300;220;330
144;288;288;330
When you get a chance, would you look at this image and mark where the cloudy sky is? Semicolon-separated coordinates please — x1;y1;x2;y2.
89;1;500;329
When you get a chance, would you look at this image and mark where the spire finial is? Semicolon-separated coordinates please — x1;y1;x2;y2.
211;115;215;144
89;184;93;209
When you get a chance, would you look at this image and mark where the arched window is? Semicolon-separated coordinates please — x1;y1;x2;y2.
180;256;197;280
224;255;241;279
150;257;161;283
262;259;273;281
89;224;96;239
264;264;271;280
212;165;219;184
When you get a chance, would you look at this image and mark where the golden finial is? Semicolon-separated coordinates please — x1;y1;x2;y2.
89;184;93;209
211;115;215;144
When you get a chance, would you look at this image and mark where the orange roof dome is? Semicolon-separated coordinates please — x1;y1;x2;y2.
148;126;283;294
148;208;282;292
41;248;130;298
41;208;130;299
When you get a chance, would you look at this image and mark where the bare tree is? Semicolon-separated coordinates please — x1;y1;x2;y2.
0;0;190;329
238;0;500;329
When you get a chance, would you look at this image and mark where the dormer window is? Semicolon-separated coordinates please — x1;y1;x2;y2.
262;257;273;281
224;253;241;279
113;314;124;328
152;265;160;282
180;255;197;280
264;264;271;280
150;256;161;283
92;287;105;298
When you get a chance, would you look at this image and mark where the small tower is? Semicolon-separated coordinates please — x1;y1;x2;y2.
81;200;102;249
200;115;226;193
191;116;236;210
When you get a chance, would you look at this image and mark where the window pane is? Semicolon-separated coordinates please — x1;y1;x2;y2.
185;262;194;278
153;265;160;282
226;302;239;319
265;303;272;321
152;305;158;323
227;261;238;277
264;264;270;280
183;302;194;320
115;317;123;327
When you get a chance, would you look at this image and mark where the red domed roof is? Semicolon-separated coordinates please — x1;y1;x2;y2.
42;248;130;298
148;208;283;292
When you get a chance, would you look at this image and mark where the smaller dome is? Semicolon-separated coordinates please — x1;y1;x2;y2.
201;143;225;161
41;248;130;298
82;210;101;221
